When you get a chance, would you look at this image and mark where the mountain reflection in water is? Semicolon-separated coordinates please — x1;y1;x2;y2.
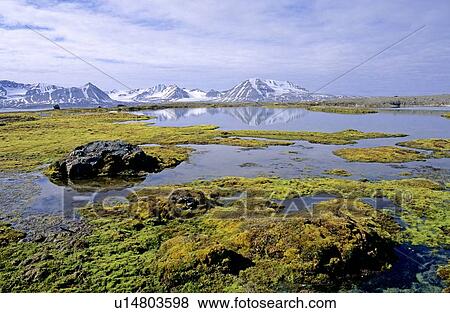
144;107;308;126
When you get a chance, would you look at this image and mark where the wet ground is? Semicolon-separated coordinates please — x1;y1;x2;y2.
1;106;449;291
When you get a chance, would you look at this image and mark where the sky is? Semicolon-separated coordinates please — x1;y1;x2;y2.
0;0;449;96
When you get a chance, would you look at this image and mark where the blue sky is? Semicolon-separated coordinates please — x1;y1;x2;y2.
1;0;449;96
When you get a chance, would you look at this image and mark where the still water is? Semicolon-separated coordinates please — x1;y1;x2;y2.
1;106;449;292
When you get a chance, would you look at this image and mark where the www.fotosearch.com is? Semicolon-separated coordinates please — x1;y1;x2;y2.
113;296;337;310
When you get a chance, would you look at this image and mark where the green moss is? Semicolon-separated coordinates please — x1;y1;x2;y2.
437;263;450;292
397;138;450;159
187;177;448;247
1;176;448;292
306;106;378;114
0;223;26;247
141;145;192;168
225;129;406;145
323;168;351;176
333;146;427;163
442;113;450;119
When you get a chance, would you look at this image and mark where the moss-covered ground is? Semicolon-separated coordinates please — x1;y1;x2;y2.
397;139;450;159
0;109;405;172
437;263;450;292
333;146;428;163
323;168;352;176
0;176;448;292
225;129;405;145
305;106;378;114
0;108;448;292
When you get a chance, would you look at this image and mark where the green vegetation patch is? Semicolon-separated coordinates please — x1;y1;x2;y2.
442;113;450;119
0;109;405;172
0;109;287;172
305;106;378;114
225;129;405;145
0;176;448;292
333;146;427;163
437;263;450;292
0;223;26;247
141;145;193;169
397;138;450;159
323;168;351;176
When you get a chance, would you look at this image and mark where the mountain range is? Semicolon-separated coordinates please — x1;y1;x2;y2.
0;78;336;108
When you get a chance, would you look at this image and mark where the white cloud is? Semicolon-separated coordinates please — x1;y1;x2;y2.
0;0;449;95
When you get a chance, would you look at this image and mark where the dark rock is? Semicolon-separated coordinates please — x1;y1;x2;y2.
168;189;209;211
203;246;254;275
47;140;160;181
53;104;61;110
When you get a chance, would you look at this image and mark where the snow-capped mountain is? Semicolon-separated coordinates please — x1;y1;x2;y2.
221;79;330;102
108;78;333;104
109;84;211;103
0;80;114;108
0;78;338;108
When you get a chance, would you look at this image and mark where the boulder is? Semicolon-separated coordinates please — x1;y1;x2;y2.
47;140;160;181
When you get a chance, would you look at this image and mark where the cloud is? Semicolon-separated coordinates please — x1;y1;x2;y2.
0;0;449;95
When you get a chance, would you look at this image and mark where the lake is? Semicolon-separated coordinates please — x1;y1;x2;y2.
1;106;449;292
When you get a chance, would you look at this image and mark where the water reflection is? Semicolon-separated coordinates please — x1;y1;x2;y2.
138;106;450;139
144;107;308;126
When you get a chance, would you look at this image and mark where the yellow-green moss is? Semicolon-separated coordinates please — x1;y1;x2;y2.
306;106;378;114
333;146;427;163
0;223;25;247
397;139;450;159
323;168;351;176
437;263;450;292
0;176;448;292
141;146;193;168
442;113;450;119
225;129;405;145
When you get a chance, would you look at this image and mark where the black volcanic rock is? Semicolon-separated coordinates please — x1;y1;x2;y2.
47;140;160;181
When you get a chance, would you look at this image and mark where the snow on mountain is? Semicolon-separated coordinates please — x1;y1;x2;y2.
0;78;338;108
221;78;330;102
109;84;216;103
0;80;114;107
108;78;333;104
109;88;146;102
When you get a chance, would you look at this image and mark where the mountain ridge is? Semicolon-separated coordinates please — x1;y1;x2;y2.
0;78;337;108
0;80;112;108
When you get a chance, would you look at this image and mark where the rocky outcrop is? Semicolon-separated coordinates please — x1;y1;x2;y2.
46;141;160;181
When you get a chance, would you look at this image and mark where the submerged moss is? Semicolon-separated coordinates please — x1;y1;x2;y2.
333;146;427;163
397;139;450;159
323;168;352;176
